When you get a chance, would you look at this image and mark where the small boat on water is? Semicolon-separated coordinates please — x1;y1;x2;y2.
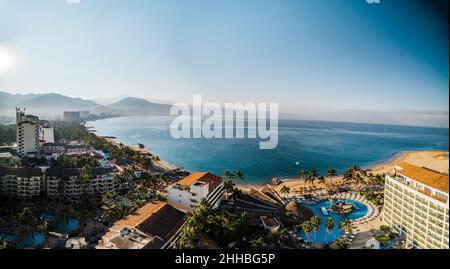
321;206;329;216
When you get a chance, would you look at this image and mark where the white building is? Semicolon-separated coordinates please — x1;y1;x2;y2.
168;172;224;211
16;108;40;158
46;167;116;202
383;162;449;249
39;121;55;144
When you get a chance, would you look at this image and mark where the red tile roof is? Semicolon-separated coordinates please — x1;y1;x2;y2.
176;172;222;192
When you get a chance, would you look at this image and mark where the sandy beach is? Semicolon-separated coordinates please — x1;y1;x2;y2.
370;150;449;175
238;150;449;192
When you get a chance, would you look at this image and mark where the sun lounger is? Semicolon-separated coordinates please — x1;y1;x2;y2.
321;206;329;216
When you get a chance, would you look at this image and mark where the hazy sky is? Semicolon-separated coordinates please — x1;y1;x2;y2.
0;0;448;116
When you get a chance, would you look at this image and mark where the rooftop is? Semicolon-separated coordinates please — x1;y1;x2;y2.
395;162;449;194
116;201;167;228
175;172;222;192
98;201;186;249
0;167;42;177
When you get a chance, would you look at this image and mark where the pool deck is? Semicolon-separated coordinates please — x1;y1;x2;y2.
282;190;383;248
350;215;383;249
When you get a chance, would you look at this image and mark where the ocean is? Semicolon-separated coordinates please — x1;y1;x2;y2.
89;116;449;183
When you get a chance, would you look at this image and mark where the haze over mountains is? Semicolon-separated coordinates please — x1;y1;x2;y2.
0;91;448;128
0;91;172;119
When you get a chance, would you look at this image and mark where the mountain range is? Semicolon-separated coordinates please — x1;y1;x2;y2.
0;91;172;117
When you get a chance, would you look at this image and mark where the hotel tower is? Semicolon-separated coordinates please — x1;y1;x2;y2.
383;162;449;249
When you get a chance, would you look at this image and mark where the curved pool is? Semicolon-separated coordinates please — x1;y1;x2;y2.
297;199;368;244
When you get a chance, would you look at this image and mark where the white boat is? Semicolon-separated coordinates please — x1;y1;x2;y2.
320;206;329;216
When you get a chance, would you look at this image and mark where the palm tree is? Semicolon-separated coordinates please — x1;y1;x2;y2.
234;170;244;181
308;169;319;186
309;169;319;178
339;219;353;234
298;169;307;180
350;165;361;173
324;217;335;242
327;168;337;184
354;173;365;191
300;221;313;241
223;170;232;181
223;180;236;200
318;176;326;185
280;186;291;194
310;216;321;241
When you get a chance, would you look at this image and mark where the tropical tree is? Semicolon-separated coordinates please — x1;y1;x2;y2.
249;234;267;249
310;216;321;241
234;170;244;181
330;238;349;249
339;219;353;234
327;168;337;184
300;221;313;241
307;169;319;186
273;227;290;248
298;169;307;180
223;180;236;200
324;217;335;242
280;186;291;194
354;173;365;191
318;176;326;185
15;207;34;227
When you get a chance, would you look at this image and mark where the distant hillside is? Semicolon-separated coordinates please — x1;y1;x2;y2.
0;91;101;110
0;91;43;109
0;91;173;118
109;97;172;115
20;93;101;109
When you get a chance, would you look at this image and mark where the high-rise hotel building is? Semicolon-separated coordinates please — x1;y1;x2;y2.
16;108;55;159
383;162;449;249
16;108;41;158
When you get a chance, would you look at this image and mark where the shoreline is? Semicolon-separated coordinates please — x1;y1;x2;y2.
237;150;449;191
89;122;448;188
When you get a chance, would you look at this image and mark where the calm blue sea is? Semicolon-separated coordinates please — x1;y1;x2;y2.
89;116;449;183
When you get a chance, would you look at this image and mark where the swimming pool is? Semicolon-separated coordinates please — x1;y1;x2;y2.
0;231;45;249
297;199;368;244
38;212;80;234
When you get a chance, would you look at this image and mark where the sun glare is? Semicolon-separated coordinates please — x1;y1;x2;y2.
0;50;13;72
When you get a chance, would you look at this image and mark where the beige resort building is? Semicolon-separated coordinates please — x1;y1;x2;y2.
383;162;449;249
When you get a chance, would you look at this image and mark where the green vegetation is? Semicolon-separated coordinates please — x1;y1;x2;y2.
339;219;353;234
299;220;313;241
280;185;291;194
375;235;391;246
222;170;245;202
327;168;337;183
101;172;167;224
173;200;251;249
310;216;321;241
324;217;335;241
0;124;16;145
53;121;91;141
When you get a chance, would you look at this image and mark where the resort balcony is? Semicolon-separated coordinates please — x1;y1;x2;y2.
389;174;448;203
